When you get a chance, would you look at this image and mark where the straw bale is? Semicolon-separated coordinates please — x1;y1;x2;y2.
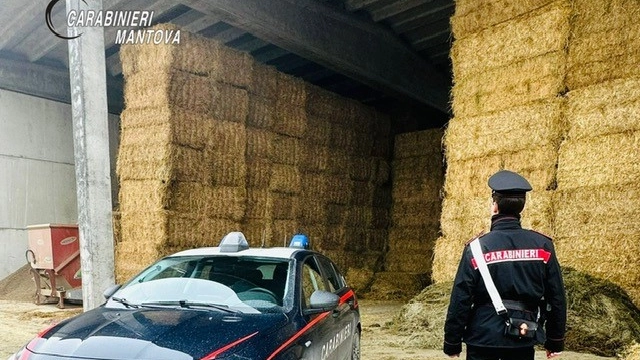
213;83;249;124
622;343;640;360
451;1;570;78
443;146;558;199
329;124;356;151
270;219;300;247
247;96;276;130
368;272;430;300
371;136;392;158
444;99;564;162
451;0;557;38
269;164;302;194
565;77;640;140
306;85;341;119
299;200;328;225
245;158;272;189
345;267;375;294
348;104;377;134
169;183;245;221
371;207;390;229
520;190;555;236
324;176;353;205
367;229;388;252
210;154;246;187
326;150;350;175
567;36;640;90
116;143;173;181
119;107;171;129
245;188;269;219
344;206;373;227
195;217;242;248
304;115;332;146
119;25;176;75
373;158;391;186
300;145;329;173
118;180;169;213
432;236;467;283
451;51;566;118
439;194;490;243
571;0;640;35
112;210;121;244
325;204;348;225
277;73;307;107
348;156;373;182
269;134;302;165
391;201;442;229
350;180;375;206
171;146;212;183
213;46;253;88
393;154;444;181
557;131;640;190
115;240;163;282
249;63;279;99
301;173;329;197
385;250;433;274
394;129;444;159
171;29;218;76
372;186;392;208
240;219;270;247
555;185;640;239
119;210;167;248
392;177;442;202
274;104;307;138
267;192;300;220
208;120;246;157
388;226;440;251
245;127;274;159
124;69;215;115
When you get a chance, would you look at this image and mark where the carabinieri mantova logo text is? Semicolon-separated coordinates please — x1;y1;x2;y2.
45;0;181;44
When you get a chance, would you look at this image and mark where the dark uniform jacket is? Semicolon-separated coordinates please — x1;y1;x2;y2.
443;214;566;355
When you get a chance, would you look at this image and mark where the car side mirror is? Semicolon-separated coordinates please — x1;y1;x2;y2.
305;290;340;314
103;284;121;300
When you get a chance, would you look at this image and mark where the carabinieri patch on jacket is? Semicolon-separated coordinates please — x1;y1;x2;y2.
471;248;551;269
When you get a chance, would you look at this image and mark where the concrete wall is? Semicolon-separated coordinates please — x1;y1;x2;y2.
0;89;119;280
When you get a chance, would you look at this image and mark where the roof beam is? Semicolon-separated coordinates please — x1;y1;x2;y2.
186;0;450;113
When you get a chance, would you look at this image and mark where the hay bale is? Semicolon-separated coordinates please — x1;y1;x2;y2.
451;51;566;118
345;267;375;295
249;63;279;99
385;250;433;274
118;180;168;213
392;178;442;203
566;0;640;89
274;104;307;138
210;154;247;187
306;84;342;119
304;115;332;147
565;77;640;140
451;0;556;38
245;158;272;189
247;96;276;130
392;154;444;181
267;192;300;220
388;226;440;251
621;343;640;360
368;272;430;301
367;229;388;251
451;1;570;78
116;143;173;181
299;199;328;225
269;134;302;166
268;164;301;195
394;129;444;158
557;131;640;190
397;268;640;356
277;72;307;107
245;188;269;219
213;46;253;88
444;99;564;162
245;127;274;159
301;145;330;173
391;201;441;228
213;83;249;124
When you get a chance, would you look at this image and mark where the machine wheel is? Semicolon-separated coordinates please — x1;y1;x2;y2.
351;328;360;360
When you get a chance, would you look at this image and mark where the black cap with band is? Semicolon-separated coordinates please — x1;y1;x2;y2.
488;170;532;198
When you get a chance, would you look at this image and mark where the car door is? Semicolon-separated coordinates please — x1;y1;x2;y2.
316;255;358;360
298;255;342;360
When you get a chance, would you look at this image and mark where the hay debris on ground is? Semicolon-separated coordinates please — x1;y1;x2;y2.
394;268;640;357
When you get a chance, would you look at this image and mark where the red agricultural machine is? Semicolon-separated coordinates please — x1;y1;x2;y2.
26;224;83;308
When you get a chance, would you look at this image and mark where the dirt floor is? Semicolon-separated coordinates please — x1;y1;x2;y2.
0;298;615;360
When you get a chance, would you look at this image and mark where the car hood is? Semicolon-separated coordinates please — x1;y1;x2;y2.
29;306;289;359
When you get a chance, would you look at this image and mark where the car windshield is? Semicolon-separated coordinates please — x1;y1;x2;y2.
110;255;291;314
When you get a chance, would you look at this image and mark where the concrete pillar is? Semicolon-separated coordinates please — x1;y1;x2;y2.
66;0;115;310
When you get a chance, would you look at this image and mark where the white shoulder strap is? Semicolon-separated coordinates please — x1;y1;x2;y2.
469;238;507;315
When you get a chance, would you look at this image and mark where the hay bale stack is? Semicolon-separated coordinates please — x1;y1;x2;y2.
566;0;640;90
432;1;570;283
555;77;640;307
394;268;640;356
377;129;444;295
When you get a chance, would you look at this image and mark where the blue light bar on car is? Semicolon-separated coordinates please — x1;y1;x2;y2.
219;232;250;253
289;234;310;249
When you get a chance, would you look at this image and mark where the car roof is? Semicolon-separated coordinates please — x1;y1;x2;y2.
168;246;307;260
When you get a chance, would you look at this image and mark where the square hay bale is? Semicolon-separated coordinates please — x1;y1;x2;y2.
344;206;374;227
392;154;444;181
208;120;247;158
385;250;433;273
554;185;640;238
301;173;329;197
171;146;213;183
306;84;341;119
299;200;329;225
557;131;640;189
120;25;177;75
240;219;271;247
212;46;253;88
245;127;274;159
245;158;272;189
115;239;163;283
451;51;566;118
119;210;167;248
388;226;440;251
394;129;444;158
118;117;172;148
367;229;388;252
371;135;392;158
325;204;348;225
326;150;351;175
391;201;442;229
369;272;430;300
301;145;330;173
372;185;393;208
124;69;215;114
350;180;375;206
371;207;390;229
392;177;443;203
171;29;219;76
451;0;557;38
440;195;490;241
444;99;564;161
213;83;249;124
565;77;640;140
118;180;169;213
373;158;391;186
198;217;242;247
249;63;279;99
116;143;173;181
270;219;300;247
324;175;353;205
451;1;571;79
210;154;247;187
432;236;469;283
269;134;302;165
245;188;269;219
443;146;558;199
169;183;246;221
267;192;300;220
268;164;302;194
247;96;276;130
274;104;307;138
304;114;332;147
277;73;307;107
348;156;374;182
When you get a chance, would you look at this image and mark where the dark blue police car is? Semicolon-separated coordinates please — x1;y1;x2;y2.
8;232;360;360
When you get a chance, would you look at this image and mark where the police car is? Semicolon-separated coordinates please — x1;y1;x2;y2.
8;232;361;360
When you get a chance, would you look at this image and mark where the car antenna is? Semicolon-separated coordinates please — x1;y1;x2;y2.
261;228;266;248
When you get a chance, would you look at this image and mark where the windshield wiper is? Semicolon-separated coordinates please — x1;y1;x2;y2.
111;296;139;309
140;300;241;314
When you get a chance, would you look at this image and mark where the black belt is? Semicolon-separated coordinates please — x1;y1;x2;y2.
481;299;538;312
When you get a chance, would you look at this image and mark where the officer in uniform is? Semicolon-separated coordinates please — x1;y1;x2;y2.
443;170;566;360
